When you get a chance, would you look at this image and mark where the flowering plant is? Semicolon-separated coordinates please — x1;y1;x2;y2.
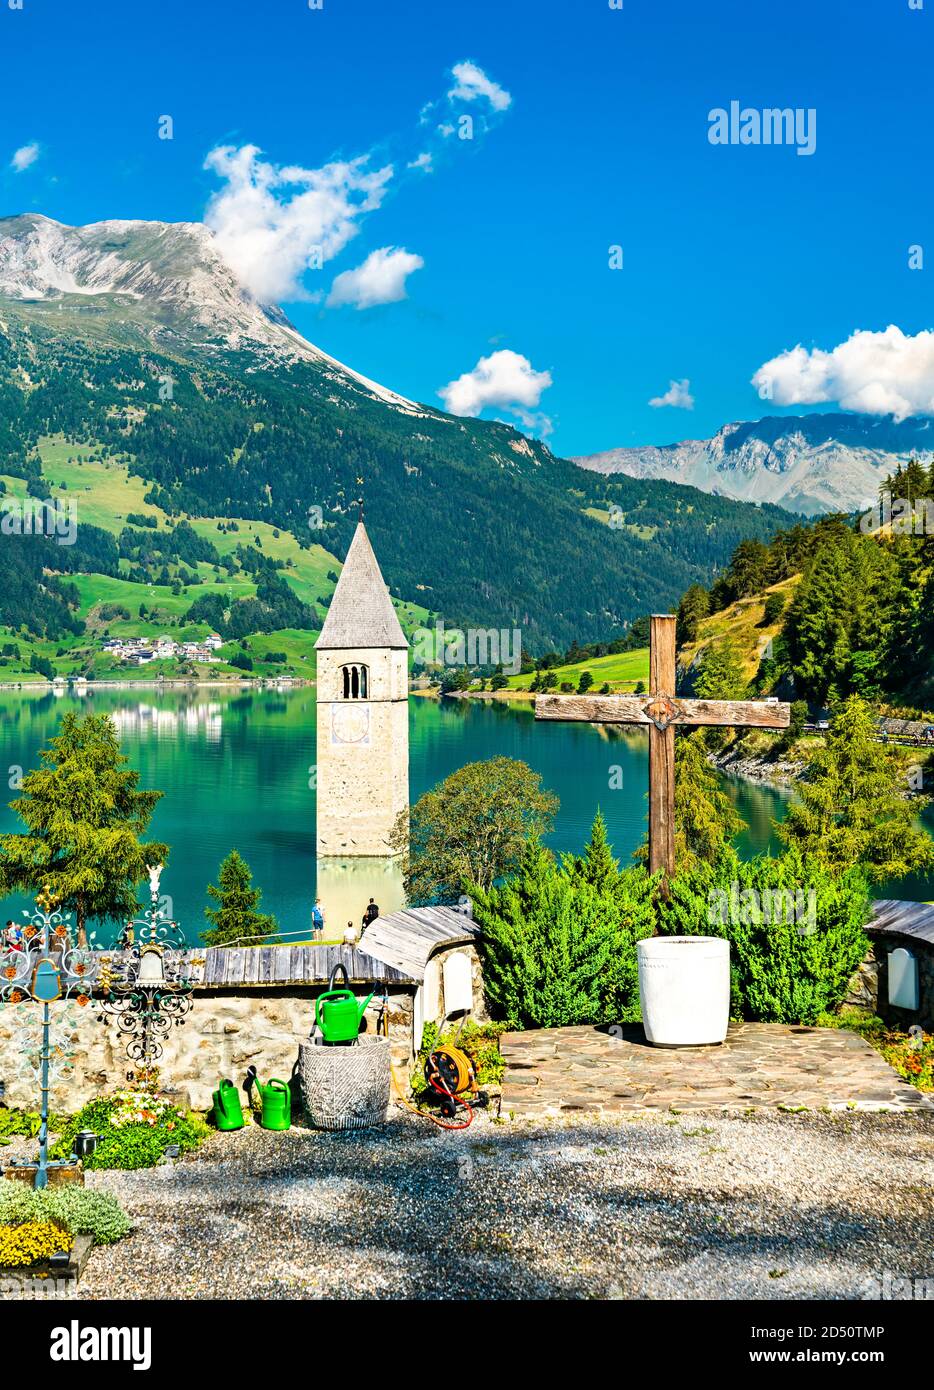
52;1087;208;1170
107;1089;174;1129
0;1219;73;1268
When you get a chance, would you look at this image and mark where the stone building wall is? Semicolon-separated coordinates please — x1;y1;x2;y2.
315;645;409;857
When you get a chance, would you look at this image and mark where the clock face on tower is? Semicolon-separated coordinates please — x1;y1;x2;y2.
330;703;371;746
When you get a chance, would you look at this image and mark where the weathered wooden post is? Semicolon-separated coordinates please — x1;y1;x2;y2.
534;614;791;882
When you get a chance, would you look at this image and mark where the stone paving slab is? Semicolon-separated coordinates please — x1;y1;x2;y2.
501;1021;934;1119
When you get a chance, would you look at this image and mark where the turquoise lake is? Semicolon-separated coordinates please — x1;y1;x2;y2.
0;686;930;945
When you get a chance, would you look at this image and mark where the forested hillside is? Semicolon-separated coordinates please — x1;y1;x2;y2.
0;309;797;658
676;458;934;711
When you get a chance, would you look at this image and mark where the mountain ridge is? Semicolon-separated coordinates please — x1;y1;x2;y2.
0;212;800;655
574;413;934;514
0;213;424;412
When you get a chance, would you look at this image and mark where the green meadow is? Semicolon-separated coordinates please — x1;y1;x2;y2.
506;647;650;692
0;435;431;682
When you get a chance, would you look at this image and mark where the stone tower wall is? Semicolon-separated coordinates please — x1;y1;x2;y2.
316;645;409;857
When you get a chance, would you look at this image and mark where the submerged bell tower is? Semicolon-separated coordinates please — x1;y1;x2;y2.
314;522;409;858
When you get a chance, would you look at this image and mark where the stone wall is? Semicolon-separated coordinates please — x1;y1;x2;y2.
316;645;409;857
0;939;488;1113
842;951;880;1016
0;987;415;1114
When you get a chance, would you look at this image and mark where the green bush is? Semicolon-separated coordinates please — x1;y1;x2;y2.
0;1183;131;1245
51;1089;207;1171
0;1107;69;1145
656;850;871;1024
472;827;656;1029
0;1108;42;1143
471;799;870;1030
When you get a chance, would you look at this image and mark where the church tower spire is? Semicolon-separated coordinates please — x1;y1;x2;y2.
316;523;407;653
314;522;409;858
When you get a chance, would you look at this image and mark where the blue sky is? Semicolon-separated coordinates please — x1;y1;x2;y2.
1;0;931;456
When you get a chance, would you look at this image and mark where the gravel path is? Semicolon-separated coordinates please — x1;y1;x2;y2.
59;1108;934;1300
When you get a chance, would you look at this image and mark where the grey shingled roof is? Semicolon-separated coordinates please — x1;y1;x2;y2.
868;899;934;947
315;522;408;651
358;906;480;982
81;945;416;991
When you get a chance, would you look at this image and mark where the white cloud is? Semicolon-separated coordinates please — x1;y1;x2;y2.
649;378;694;409
752;326;934;421
439;349;552;432
10;143;39;173
203;59;513;306
448;61;512;112
203;144;393;304
327;246;424;310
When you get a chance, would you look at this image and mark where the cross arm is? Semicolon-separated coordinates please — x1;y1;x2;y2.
534;693;790;730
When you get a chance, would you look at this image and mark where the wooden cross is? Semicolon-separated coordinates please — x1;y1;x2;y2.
535;614;790;879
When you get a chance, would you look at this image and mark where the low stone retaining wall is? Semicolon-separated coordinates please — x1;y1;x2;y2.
0;918;486;1114
0;988;414;1113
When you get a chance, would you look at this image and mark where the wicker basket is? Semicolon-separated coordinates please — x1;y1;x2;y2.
299;1034;391;1130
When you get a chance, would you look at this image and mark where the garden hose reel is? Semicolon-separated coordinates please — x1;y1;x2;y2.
423;1043;489;1120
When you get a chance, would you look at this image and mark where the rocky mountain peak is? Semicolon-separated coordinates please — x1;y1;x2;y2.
0;213;418;410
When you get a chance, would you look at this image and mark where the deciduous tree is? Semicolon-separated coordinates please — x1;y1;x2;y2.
392;756;558;905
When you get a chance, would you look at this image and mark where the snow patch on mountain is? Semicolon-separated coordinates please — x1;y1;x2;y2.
574;414;934;513
0;213;423;413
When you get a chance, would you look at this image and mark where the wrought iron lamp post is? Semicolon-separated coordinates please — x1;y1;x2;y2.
97;865;194;1075
0;886;97;1188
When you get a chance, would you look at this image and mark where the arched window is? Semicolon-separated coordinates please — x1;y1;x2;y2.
340;663;368;699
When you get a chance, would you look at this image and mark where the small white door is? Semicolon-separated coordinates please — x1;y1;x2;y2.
888;947;919;1011
443;952;473;1016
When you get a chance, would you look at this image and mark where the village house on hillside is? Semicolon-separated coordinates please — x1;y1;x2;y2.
101;633;224;667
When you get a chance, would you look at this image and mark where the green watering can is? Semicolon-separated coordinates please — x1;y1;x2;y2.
315;963;375;1044
246;1067;292;1131
212;1078;244;1132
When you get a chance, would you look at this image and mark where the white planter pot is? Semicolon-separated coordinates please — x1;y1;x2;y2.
637;936;730;1046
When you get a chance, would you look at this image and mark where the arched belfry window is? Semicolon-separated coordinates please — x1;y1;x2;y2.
341;663;368;699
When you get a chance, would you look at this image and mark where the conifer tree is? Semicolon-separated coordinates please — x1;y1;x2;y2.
202;850;277;946
471;838;652;1029
784;531;900;704
567;809;620;890
694;640;747;750
777;695;934;882
694;640;747;701
676;583;710;647
0;713;166;944
672;732;746;874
